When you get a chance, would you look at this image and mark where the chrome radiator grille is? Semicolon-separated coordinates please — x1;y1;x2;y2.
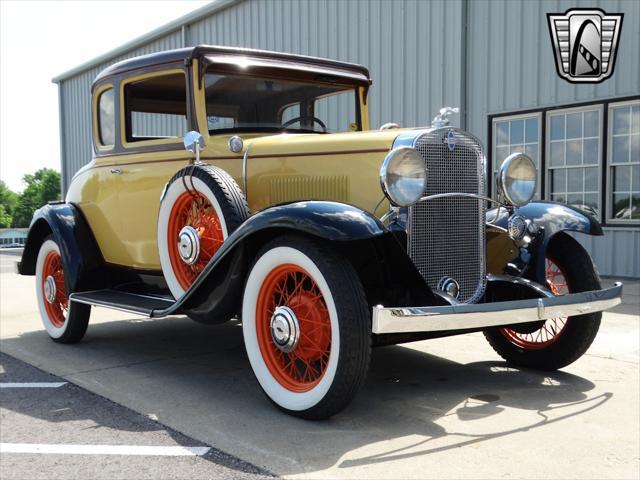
408;129;486;303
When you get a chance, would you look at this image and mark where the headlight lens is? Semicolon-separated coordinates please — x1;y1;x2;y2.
380;147;427;207
497;153;537;207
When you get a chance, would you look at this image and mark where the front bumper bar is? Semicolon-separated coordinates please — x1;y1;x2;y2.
372;283;623;334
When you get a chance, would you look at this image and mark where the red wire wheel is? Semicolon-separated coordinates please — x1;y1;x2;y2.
499;258;570;350
255;264;332;393
41;251;68;328
167;191;224;290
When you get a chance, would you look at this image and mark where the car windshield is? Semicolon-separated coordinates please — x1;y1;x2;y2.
204;72;358;134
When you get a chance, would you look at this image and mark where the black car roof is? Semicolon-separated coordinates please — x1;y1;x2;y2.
92;45;371;87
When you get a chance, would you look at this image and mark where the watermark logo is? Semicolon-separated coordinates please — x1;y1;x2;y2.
547;8;623;84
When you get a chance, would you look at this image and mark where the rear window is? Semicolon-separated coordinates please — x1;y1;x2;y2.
97;88;115;147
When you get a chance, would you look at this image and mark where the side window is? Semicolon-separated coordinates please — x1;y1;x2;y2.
97;88;115;147
123;71;187;143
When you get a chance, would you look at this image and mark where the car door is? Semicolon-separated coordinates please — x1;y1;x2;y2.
114;68;193;270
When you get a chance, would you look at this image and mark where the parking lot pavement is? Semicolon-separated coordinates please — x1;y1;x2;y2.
1;252;639;479
0;353;271;480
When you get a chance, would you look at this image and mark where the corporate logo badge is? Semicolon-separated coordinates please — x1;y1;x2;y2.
446;130;456;151
547;8;623;84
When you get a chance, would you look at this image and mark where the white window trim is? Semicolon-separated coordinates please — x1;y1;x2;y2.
491;111;543;198
606;99;640;224
544;104;604;221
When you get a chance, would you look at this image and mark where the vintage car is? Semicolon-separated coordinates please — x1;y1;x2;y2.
18;45;622;419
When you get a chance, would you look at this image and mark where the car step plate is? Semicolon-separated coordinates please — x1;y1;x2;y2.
69;290;175;317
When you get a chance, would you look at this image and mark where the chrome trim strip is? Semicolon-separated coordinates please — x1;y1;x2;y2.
419;192;507;207
371;283;623;334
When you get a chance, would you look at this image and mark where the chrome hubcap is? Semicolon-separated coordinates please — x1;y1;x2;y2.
44;275;57;304
178;226;200;265
270;306;300;353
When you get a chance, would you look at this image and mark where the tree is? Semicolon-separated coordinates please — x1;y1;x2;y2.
0;180;19;227
11;169;61;228
0;204;12;228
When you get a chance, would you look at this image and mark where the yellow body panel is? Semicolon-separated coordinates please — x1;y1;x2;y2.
69;61;470;270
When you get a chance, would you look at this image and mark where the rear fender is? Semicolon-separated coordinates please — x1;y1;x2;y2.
487;201;603;282
18;203;104;292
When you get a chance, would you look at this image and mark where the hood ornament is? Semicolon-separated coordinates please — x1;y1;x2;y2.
432;107;459;128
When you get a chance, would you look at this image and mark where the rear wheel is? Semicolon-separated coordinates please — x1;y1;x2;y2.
242;236;371;419
484;233;602;370
35;237;90;343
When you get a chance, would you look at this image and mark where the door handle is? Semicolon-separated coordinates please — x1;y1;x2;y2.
110;169;123;174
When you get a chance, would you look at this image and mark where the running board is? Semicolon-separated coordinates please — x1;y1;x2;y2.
69;290;175;317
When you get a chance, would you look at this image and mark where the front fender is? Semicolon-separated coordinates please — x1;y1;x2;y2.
487;201;603;281
157;200;425;322
18;202;104;293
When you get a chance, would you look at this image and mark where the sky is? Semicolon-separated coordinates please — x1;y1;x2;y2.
0;0;211;192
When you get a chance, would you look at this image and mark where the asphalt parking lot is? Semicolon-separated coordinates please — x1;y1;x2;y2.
1;251;639;479
0;353;270;480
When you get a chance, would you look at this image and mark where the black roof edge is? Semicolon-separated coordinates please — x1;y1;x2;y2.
92;45;371;88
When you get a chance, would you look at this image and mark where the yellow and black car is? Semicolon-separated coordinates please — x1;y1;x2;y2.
18;45;622;419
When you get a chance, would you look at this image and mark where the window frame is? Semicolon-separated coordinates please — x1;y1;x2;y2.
606;99;640;224
119;68;190;150
92;83;115;152
544;104;604;221
489;95;640;228
491;112;542;199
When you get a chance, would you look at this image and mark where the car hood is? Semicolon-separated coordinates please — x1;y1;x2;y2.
235;127;430;156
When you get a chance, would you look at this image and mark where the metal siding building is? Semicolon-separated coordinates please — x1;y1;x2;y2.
53;0;640;277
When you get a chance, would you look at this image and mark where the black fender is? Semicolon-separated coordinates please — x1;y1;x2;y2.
487;200;603;282
157;200;441;322
17;202;104;293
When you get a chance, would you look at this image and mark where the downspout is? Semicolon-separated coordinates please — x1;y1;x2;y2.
57;82;67;199
460;0;469;130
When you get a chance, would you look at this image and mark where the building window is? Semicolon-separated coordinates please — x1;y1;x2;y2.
546;106;602;218
608;100;640;222
97;88;115;147
492;113;541;198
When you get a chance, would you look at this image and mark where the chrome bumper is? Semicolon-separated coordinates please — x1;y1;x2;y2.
372;283;623;334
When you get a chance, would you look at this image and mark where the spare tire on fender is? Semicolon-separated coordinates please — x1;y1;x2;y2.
157;164;249;299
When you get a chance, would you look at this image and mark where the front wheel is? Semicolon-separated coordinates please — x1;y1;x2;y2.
484;233;602;370
242;236;371;419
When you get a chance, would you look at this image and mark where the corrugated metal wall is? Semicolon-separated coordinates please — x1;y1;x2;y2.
57;0;639;276
58;0;464;191
465;0;640;277
58;31;184;192
466;0;640;148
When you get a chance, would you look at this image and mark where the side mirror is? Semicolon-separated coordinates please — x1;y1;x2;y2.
184;131;206;163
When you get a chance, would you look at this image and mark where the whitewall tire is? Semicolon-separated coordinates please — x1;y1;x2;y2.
242;235;371;419
157;165;249;299
35;237;90;343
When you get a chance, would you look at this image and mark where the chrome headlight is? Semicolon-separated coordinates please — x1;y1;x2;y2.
380;147;427;207
497;153;537;207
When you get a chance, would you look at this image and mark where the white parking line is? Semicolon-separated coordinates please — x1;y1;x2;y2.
0;443;211;456
0;382;67;388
